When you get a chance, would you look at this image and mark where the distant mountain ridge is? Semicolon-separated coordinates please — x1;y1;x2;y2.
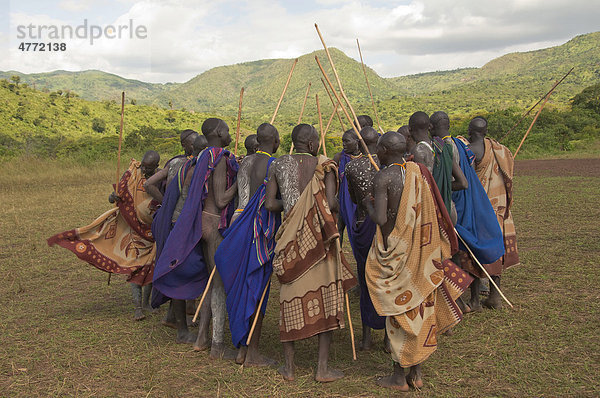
2;31;599;127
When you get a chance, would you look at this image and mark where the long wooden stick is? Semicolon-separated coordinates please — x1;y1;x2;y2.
513;93;551;158
500;67;574;143
315;24;362;131
316;94;327;157
246;280;270;346
290;82;312;154
315;55;379;171
319;104;339;153
321;78;346;132
356;38;384;134
192;267;216;323
455;229;513;308
270;58;298;124
109;91;126;286
345;292;357;361
234;87;244;156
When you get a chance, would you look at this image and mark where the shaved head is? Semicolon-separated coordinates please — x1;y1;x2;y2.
342;129;358;141
257;123;280;153
180;129;197;143
397;125;410;138
360;126;379;146
201;118;227;137
379;131;406;153
469;116;488;135
244;134;258;154
291;124;318;146
357;115;373;128
142;150;160;165
408;111;430;131
430;111;450;129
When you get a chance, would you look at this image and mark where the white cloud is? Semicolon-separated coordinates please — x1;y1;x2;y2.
1;0;598;82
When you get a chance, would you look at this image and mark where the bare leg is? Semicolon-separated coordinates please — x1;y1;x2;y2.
130;283;145;321
338;215;345;244
278;341;295;381
483;275;502;309
406;363;423;389
173;299;197;344
193;291;212;351
383;330;391;353
468;277;482;312
376;361;408;391
142;283;158;314
315;331;344;382
244;313;277;367
162;300;177;329
360;324;373;351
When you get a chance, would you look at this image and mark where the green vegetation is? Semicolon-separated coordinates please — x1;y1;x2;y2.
1;31;599;160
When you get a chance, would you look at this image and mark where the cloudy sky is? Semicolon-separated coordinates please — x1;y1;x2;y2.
1;0;598;83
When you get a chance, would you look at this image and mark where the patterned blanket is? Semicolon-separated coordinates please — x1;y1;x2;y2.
48;159;157;286
273;155;357;342
366;162;472;367
461;137;519;277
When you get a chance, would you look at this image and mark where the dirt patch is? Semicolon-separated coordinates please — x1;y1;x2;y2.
516;158;600;177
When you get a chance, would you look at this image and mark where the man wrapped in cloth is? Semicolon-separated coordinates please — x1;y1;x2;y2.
457;117;519;309
265;124;357;383
451;132;505;312
48;152;160;320
364;132;472;391
152;120;238;354
214;123;281;366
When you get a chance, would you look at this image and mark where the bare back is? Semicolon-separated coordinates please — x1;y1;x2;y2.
270;154;318;214
238;153;271;208
346;155;379;223
374;165;405;248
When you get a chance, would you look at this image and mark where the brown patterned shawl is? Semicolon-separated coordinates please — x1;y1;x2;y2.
273;155;357;342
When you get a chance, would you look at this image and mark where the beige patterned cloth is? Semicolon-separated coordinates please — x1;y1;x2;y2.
273;155;357;342
48;159;157;286
366;162;472;367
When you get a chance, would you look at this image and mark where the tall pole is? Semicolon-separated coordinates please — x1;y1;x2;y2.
290;82;312;154
357;38;384;134
271;58;298;124
234;87;244;156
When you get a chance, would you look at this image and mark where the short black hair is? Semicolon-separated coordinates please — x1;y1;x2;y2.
357;115;373;128
408;111;429;130
291;124;318;146
201;118;227;137
256;123;279;144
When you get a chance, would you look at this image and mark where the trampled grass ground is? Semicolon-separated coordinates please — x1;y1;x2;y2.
0;156;599;397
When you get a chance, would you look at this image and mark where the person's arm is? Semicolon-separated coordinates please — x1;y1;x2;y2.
324;170;338;213
413;145;434;173
346;170;359;205
265;169;283;213
143;167;168;203
333;152;342;165
451;160;468;191
213;158;238;210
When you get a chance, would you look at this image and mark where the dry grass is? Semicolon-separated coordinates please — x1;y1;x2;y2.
0;156;599;397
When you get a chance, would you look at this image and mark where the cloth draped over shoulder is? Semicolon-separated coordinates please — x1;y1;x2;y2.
273;155;358;342
152;147;238;305
338;152;358;239
366;162;472;367
432;136;454;216
47;159;157;286
215;157;281;348
451;137;504;265
458;137;519;277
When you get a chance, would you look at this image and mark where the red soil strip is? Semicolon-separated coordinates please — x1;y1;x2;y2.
515;158;600;177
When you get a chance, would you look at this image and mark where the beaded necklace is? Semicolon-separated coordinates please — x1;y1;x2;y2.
256;150;271;156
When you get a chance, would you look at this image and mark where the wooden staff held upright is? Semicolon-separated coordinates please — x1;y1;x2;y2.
109;91;126;286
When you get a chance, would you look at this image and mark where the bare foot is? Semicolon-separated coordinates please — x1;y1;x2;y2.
482;296;502;310
209;343;237;360
162;313;177;329
244;353;277;368
360;336;373;351
176;330;197;344
315;367;344;383
133;308;146;321
278;365;295;381
193;333;209;352
143;304;159;314
236;346;248;364
186;315;198;328
376;374;409;391
468;297;482;313
407;365;423;389
443;327;454;336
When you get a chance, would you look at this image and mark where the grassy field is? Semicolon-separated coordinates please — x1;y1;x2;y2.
1;156;599;397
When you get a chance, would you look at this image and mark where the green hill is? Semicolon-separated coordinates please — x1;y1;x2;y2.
0;70;176;104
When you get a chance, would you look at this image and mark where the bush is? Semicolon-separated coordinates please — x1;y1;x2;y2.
91;118;106;133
